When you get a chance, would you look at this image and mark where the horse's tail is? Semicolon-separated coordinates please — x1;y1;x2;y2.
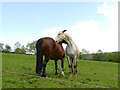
36;39;43;74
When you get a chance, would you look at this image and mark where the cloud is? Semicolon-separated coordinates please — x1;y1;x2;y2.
97;1;118;52
97;1;118;29
41;27;64;39
41;2;118;53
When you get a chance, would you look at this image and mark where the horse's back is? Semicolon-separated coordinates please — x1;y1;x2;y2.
36;37;55;47
42;37;55;48
36;37;55;56
36;37;65;60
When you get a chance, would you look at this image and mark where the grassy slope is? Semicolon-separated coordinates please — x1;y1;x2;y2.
2;53;118;88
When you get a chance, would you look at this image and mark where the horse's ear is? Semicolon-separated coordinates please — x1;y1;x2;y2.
62;30;67;33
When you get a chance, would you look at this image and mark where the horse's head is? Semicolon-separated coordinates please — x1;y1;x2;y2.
55;30;68;44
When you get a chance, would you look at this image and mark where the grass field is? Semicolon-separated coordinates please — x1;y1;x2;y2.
2;53;118;88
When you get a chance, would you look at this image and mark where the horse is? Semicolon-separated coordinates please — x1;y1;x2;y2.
55;30;79;77
36;37;65;77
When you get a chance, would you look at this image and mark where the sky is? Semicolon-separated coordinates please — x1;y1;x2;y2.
0;0;119;53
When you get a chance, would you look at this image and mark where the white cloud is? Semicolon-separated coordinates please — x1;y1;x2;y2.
97;1;118;29
97;1;118;52
41;27;64;39
41;2;118;53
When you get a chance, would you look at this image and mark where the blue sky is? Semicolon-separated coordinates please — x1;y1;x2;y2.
1;1;118;52
2;2;105;30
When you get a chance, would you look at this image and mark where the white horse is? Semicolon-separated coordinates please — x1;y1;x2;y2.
55;30;79;77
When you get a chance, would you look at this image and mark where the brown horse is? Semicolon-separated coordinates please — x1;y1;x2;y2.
36;37;65;77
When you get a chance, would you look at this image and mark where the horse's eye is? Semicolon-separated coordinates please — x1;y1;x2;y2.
58;34;60;35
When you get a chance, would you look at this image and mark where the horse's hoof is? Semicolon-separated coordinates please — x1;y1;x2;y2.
75;74;77;77
62;71;65;77
74;72;77;77
62;73;65;77
41;74;46;77
38;72;41;74
70;73;73;77
36;70;42;74
36;72;41;75
62;74;65;77
45;77;48;79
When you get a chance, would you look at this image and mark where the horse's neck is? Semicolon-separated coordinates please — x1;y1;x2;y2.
66;39;75;49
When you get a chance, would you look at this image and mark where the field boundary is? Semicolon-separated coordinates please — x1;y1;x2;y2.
2;70;106;88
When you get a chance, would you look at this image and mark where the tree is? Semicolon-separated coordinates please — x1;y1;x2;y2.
3;44;11;53
107;53;112;62
82;48;89;54
21;45;26;54
26;41;36;54
14;42;22;53
97;49;103;54
96;49;104;61
111;52;120;63
92;53;97;60
0;43;4;52
82;48;89;59
14;48;22;53
14;42;21;49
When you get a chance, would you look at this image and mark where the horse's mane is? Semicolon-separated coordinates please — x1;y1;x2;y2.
64;32;79;54
64;33;73;42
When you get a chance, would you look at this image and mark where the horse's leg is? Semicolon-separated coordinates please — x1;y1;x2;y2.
36;50;43;74
74;56;78;77
55;60;58;75
71;58;74;73
61;59;65;76
41;56;49;77
67;56;73;77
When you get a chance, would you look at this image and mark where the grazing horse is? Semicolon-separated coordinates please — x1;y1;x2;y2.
55;30;79;77
36;37;65;77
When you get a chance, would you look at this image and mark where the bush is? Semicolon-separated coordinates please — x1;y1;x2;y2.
86;52;120;63
14;47;26;54
107;53;112;62
79;52;83;59
14;48;22;54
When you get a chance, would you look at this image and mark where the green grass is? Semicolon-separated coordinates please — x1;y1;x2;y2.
2;53;118;88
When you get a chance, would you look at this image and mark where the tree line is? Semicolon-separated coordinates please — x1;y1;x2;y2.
80;49;120;63
0;41;36;54
0;42;119;63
